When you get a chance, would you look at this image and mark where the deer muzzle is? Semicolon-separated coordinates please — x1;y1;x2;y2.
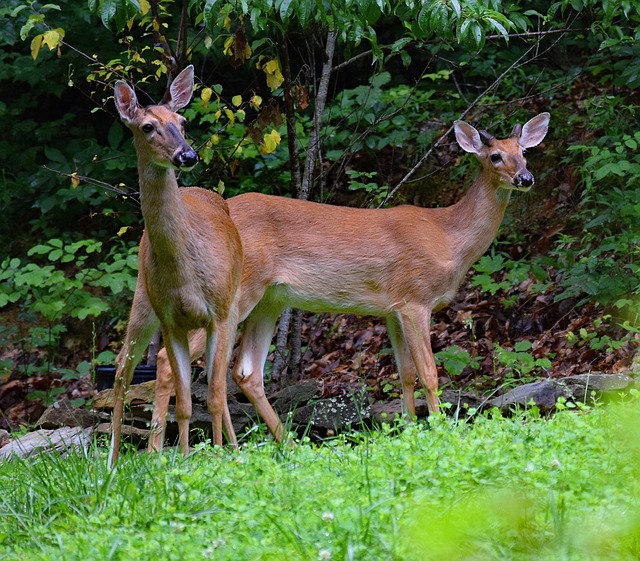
512;169;534;191
173;148;198;170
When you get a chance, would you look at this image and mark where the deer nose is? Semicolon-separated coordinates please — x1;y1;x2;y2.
514;170;534;188
173;148;198;169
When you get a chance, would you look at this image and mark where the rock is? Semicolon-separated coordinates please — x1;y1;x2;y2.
36;398;100;429
488;380;571;413
95;422;149;438
269;381;321;414
93;380;158;409
0;429;10;448
293;392;371;431
440;389;482;412
0;427;92;461
562;373;633;401
370;398;430;423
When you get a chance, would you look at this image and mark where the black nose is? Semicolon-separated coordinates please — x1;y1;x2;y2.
173;149;198;168
515;170;534;187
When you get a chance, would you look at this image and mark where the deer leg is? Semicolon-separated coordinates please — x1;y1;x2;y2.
232;305;284;441
163;329;193;456
148;329;207;453
215;317;239;447
205;323;235;447
398;305;440;415
109;282;159;468
386;315;417;419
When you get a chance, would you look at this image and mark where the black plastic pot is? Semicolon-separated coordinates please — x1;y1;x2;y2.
95;365;203;391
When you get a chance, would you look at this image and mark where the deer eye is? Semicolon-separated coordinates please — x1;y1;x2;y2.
490;153;502;163
142;124;154;133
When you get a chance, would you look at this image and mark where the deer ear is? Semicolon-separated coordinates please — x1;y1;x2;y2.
114;81;139;124
166;65;194;111
519;112;550;149
454;120;484;155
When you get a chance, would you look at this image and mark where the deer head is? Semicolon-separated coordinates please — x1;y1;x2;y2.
114;65;198;170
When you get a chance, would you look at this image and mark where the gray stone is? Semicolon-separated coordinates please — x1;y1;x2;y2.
293;392;371;431
562;373;632;401
488;380;571;413
269;380;321;414
36;398;99;429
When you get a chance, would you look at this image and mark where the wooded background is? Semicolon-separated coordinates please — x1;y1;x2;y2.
0;0;638;428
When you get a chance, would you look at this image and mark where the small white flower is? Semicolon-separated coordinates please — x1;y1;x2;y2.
550;458;562;469
322;512;334;522
524;463;535;473
318;549;331;560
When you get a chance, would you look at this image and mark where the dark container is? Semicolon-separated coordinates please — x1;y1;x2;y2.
95;365;203;391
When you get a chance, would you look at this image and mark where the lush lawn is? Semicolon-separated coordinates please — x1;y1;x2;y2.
1;397;638;561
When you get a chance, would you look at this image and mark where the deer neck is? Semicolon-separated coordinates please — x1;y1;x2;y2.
136;156;189;265
445;168;511;271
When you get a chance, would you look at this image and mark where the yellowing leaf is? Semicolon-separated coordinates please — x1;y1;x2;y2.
224;108;235;123
223;36;234;57
139;0;150;15
232;95;242;107
258;57;284;92
250;95;262;110
224;16;231;31
70;172;80;189
211;134;220;145
201;87;212;103
117;226;130;237
42;28;64;51
30;34;44;60
235;109;246;122
261;129;281;155
216;180;225;195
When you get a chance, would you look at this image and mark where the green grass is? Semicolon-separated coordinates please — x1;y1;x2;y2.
1;396;639;561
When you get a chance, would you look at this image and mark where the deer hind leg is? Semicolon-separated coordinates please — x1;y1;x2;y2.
398;305;440;415
109;283;159;468
386;315;417;420
149;329;207;453
163;329;194;456
232;304;284;442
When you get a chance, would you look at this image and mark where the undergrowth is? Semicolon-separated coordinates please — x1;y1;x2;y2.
0;395;638;561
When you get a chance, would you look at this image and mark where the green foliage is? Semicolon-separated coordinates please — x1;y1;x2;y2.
0;237;138;353
553;99;640;325
471;252;548;307
0;399;639;559
435;344;480;377
493;340;552;380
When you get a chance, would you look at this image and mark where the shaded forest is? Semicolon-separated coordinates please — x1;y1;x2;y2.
0;0;638;431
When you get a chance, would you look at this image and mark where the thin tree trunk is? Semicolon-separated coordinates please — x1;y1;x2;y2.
271;29;338;383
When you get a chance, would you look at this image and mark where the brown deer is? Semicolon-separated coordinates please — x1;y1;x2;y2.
147;112;550;449
108;66;243;466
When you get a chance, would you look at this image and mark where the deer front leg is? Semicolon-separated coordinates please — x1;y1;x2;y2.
148;329;207;453
163;329;194;456
109;283;159;467
398;305;440;415
206;320;238;447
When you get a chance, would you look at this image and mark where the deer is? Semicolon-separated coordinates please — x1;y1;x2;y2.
108;65;243;467
146;111;550;450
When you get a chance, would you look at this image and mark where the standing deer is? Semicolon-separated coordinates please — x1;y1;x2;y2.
108;66;243;467
147;112;550;449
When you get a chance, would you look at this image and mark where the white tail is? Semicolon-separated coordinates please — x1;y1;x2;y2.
108;66;243;466
148;112;550;448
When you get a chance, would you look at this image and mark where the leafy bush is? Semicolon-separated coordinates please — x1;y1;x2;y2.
0;237;138;366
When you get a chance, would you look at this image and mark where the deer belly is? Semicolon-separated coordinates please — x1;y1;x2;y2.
266;282;389;316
